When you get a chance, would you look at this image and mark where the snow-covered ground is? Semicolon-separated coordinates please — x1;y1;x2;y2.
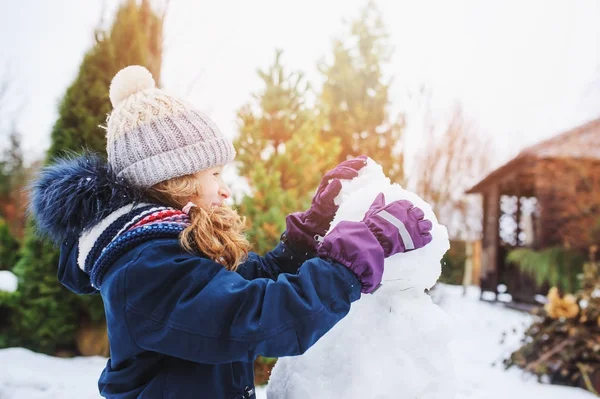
0;284;594;398
439;285;594;398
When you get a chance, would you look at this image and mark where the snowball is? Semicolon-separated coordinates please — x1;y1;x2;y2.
109;65;155;107
267;158;457;399
0;270;18;293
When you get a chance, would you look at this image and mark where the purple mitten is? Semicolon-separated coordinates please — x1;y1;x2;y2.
317;221;385;294
317;193;433;293
285;155;368;251
362;192;433;256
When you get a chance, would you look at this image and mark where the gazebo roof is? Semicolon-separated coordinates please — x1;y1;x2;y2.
466;117;600;194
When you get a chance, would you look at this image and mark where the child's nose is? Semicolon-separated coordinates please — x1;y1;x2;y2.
219;184;231;199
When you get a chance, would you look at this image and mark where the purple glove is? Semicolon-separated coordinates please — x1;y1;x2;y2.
317;193;433;293
285;155;368;251
363;192;433;256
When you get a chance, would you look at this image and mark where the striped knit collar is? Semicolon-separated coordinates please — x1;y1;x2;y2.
78;202;190;289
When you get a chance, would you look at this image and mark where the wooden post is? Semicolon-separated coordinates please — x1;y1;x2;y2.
473;240;482;284
462;242;473;296
515;187;522;246
481;185;500;296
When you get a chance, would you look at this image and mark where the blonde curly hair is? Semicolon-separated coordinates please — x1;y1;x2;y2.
145;174;251;271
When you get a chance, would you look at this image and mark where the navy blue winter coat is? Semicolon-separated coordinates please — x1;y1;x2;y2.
38;155;362;399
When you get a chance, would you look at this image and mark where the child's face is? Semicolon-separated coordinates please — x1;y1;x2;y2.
189;166;231;208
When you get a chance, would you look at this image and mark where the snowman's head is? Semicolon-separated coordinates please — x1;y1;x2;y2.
327;158;450;292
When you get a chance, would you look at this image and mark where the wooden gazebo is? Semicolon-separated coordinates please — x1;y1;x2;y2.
466;118;600;303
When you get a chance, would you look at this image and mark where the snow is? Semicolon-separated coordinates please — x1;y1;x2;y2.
443;285;595;399
267;158;456;398
0;285;595;398
0;348;107;399
0;270;18;293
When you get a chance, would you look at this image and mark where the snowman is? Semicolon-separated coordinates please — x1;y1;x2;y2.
266;158;457;399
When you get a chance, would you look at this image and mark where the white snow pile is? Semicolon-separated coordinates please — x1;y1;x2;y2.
1;286;597;398
0;348;107;399
0;270;18;293
267;158;456;398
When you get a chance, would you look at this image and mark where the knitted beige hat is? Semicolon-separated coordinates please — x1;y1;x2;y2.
106;65;236;188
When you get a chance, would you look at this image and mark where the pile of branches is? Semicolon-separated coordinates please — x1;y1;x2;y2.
504;255;600;395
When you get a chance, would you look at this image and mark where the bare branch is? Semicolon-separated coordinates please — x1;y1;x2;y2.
410;95;492;240
0;66;24;141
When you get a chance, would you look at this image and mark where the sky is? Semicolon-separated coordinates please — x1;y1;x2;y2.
1;0;599;179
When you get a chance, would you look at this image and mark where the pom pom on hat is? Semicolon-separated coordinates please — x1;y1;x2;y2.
109;65;156;107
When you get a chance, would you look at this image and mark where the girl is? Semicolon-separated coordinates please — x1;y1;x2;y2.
31;66;433;399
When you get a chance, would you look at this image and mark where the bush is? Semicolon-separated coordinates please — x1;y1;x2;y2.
506;246;585;293
439;240;467;285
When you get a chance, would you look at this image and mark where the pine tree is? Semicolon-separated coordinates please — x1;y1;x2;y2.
320;1;405;184
8;0;164;354
235;50;341;255
0;218;19;271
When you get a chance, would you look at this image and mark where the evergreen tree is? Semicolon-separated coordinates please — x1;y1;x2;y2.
0;218;19;271
235;50;340;254
320;1;405;184
8;0;163;354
